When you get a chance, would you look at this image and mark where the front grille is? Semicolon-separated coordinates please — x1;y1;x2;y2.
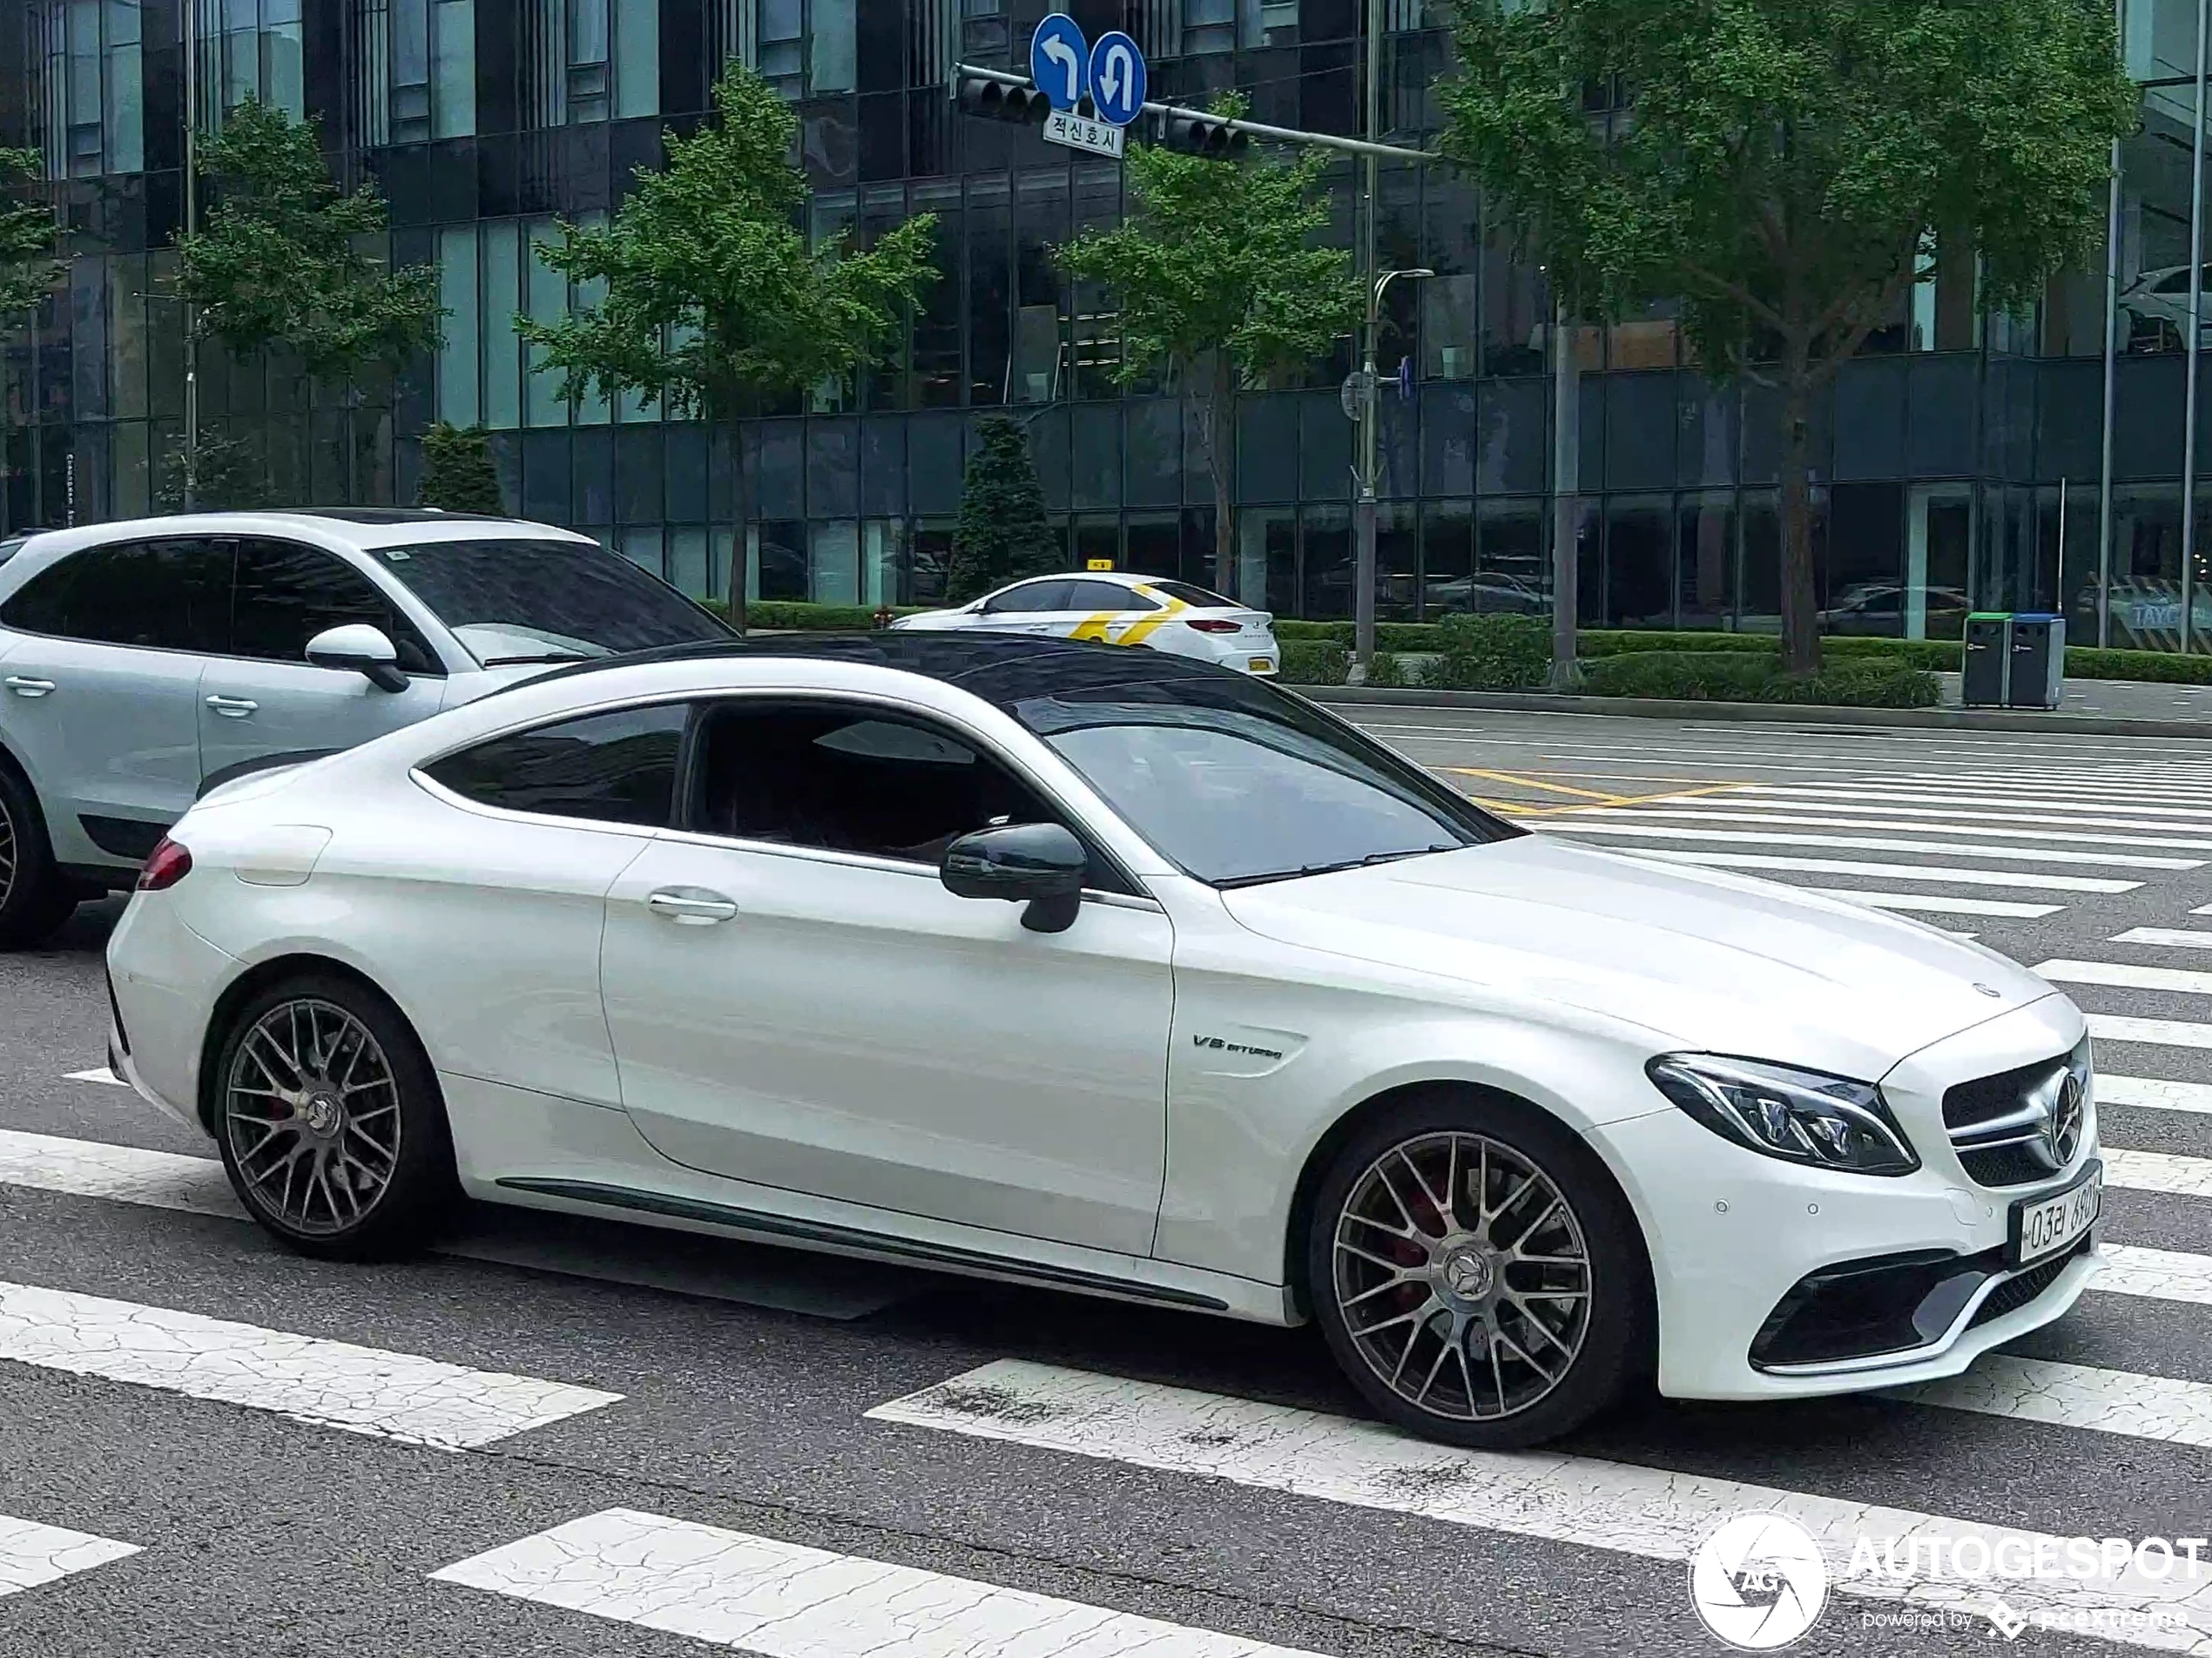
1959;1143;2060;1188
1941;1040;2090;1190
1966;1237;2090;1330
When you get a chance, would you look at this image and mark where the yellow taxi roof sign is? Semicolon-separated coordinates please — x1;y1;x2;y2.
1085;557;1114;571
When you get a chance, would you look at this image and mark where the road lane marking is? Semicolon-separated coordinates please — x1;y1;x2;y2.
0;1127;914;1319
0;1279;622;1447
2106;1148;2212;1198
1798;889;2062;918
1625;850;2139;892
1443;766;1634;804
1888;1356;2212;1447
2102;1075;2212;1115
2114;929;2212;950
867;1359;2212;1647
433;1508;1321;1657
2036;960;2212;997
1566;807;2212;853
2089;1014;2212;1053
0;1514;138;1598
1749;786;2212;823
1543;822;2199;870
2097;1244;2212;1306
1678;798;2212;836
64;1068;124;1086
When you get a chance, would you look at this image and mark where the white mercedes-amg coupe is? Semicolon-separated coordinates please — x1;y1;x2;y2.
103;633;2101;1447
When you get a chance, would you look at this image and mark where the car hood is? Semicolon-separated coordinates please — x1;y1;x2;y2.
1218;834;2054;1080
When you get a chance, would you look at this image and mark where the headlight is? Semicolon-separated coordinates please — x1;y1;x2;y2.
1646;1054;1919;1176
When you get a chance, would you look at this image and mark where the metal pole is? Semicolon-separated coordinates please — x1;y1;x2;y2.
2097;0;2125;649
1352;0;1382;675
182;0;199;512
2184;0;2209;652
1550;294;1579;688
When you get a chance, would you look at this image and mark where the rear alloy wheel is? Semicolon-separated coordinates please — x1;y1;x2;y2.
213;976;455;1259
1307;1096;1649;1448
0;766;78;950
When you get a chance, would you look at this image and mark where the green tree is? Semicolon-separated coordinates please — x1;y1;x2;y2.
177;98;441;380
174;98;441;509
418;421;505;515
153;428;270;512
948;415;1059;603
0;149;62;321
522;63;936;632
1056;96;1361;596
1440;0;2137;674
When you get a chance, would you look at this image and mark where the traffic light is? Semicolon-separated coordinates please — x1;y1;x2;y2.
1154;107;1250;158
954;74;1053;125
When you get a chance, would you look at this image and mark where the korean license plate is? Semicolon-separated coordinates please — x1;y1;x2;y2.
2009;1158;2101;1268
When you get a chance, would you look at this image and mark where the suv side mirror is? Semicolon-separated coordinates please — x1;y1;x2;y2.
306;623;408;693
941;821;1088;934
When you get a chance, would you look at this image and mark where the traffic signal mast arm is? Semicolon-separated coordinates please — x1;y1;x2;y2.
949;62;1436;163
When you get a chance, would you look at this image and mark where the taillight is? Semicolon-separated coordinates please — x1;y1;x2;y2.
1185;617;1241;633
138;836;192;892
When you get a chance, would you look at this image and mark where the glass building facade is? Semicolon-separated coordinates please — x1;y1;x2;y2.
0;0;2206;646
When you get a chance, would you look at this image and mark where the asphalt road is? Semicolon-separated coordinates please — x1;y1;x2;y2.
3;710;2211;1657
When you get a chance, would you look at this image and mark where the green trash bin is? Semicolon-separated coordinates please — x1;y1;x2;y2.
1963;612;2011;708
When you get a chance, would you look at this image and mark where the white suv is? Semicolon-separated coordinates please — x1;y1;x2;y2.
0;509;730;947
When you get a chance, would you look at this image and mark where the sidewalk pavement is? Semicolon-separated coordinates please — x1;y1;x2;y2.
1306;671;2212;738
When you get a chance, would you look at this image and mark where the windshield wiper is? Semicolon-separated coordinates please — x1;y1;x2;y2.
1214;844;1460;890
481;651;594;666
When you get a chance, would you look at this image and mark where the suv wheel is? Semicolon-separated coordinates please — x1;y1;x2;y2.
1305;1092;1651;1449
0;765;78;949
212;974;457;1260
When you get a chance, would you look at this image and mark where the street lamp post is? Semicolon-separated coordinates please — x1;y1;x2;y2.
1353;266;1432;674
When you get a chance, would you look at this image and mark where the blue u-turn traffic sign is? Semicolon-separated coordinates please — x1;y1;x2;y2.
1030;14;1089;112
1088;31;1146;126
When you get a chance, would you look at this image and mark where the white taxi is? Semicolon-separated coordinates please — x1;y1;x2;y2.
891;571;1279;675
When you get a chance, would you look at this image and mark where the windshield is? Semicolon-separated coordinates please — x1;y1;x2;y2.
1009;677;1520;886
372;538;732;664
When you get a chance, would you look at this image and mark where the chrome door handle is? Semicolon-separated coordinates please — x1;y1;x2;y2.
205;695;260;717
646;890;739;925
3;677;55;698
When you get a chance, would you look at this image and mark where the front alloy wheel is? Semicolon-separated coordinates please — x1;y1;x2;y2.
1308;1097;1649;1447
0;766;77;949
214;975;455;1258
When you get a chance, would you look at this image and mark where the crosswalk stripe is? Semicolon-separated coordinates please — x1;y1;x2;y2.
64;1068;124;1087
1750;785;2212;823
0;1129;236;1217
1545;821;2199;870
1575;806;2212;853
0;1278;623;1447
0;1514;138;1597
1889;1355;2212;1446
1628;849;2140;893
2102;1075;2212;1115
433;1508;1318;1658
868;1360;2212;1644
2096;1244;2212;1306
2113;929;2212;951
1888;774;2212;803
1683;797;2212;836
2035;960;2212;997
1800;889;2062;918
2089;1014;2212;1052
2106;1148;2212;1199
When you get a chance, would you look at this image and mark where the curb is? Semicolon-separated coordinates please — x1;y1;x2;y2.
1301;685;2212;738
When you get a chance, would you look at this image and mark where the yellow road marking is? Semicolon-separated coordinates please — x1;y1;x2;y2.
1444;767;1633;804
1449;779;1753;819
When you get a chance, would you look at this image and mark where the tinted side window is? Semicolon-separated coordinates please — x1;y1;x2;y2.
981;580;1073;614
691;702;1069;868
425;704;690;826
1148;580;1236;608
1065;580;1155;610
0;539;232;651
233;539;441;674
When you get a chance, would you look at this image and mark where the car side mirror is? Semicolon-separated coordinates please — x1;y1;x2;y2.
306;623;408;693
941;821;1089;934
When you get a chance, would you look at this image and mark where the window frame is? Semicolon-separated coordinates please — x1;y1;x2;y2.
226;536;451;678
980;579;1076;616
664;690;1150;900
411;693;704;834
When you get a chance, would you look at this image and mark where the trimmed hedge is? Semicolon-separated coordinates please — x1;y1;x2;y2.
1430;612;1552;691
1278;639;1351;685
1363;650;1412;688
702;600;926;630
1581;650;1940;708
